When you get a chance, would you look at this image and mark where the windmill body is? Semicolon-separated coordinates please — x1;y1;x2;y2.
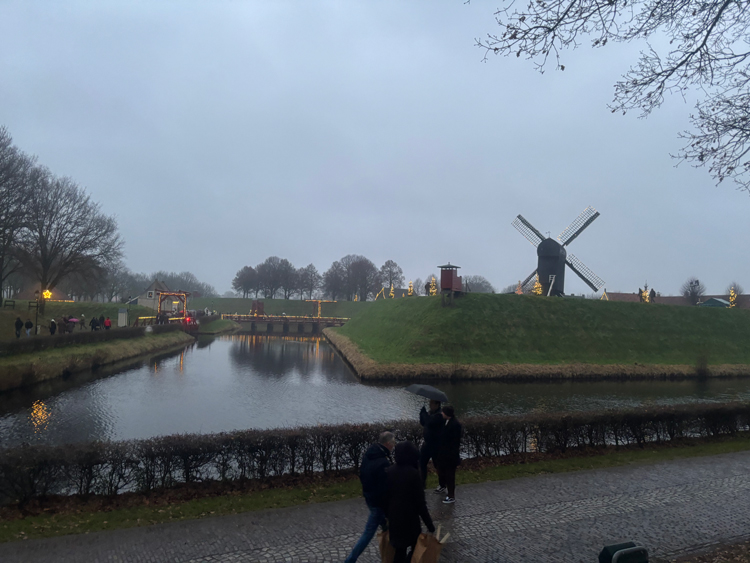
512;206;604;296
537;238;567;296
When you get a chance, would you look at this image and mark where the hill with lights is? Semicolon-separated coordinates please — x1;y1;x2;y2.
328;293;750;378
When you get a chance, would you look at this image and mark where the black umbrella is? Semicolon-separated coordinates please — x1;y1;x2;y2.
404;384;449;403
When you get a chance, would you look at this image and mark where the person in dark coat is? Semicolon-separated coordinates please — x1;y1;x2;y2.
98;314;105;330
436;405;462;504
89;317;97;331
24;319;33;337
344;432;395;563
14;317;23;338
385;441;435;563
49;318;57;336
419;399;444;491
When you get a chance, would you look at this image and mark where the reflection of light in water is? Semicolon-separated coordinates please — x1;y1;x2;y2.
30;400;50;434
179;351;184;373
154;361;158;374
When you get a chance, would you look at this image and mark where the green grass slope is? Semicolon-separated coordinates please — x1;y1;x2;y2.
336;293;750;366
190;297;372;319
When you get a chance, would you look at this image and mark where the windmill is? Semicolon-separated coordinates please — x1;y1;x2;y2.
512;206;605;296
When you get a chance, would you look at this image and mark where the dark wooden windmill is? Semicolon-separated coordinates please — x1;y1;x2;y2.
512;206;605;296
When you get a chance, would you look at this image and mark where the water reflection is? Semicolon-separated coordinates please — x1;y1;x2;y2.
1;334;750;448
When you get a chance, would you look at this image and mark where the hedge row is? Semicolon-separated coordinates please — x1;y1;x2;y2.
1;402;748;506
0;323;182;357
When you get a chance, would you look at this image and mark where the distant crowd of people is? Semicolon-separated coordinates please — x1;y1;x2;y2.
13;313;112;338
345;401;462;563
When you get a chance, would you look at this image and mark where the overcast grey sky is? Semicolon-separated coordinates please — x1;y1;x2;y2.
1;1;748;296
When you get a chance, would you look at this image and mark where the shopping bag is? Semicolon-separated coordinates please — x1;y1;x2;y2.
412;527;450;563
377;529;395;563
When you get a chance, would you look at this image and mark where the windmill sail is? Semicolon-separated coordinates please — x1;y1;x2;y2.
512;215;545;247
521;269;537;291
566;253;605;292
557;206;600;247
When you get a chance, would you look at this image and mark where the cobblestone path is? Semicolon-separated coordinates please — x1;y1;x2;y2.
2;451;750;562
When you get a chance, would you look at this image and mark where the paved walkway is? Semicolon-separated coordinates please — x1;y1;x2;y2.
2;451;750;562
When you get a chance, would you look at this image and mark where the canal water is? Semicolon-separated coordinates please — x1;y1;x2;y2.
2;334;750;448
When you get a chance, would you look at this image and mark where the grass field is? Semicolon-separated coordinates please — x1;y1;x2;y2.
190;297;372;319
335;293;750;366
0;301;158;341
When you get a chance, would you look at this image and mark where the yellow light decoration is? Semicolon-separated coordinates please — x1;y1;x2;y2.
429;276;437;296
532;275;542;295
389;284;395;298
42;290;52;299
30;400;50;434
730;286;738;308
515;281;523;295
600;290;609;301
408;281;413;296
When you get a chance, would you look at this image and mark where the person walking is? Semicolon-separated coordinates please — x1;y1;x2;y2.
344;431;395;563
104;316;112;330
24;319;33;337
14;317;23;338
98;314;105;330
419;399;444;491
385;441;435;563
89;317;97;331
80;313;85;330
49;318;57;336
436;405;463;505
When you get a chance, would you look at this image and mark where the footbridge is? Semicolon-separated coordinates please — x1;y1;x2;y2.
222;314;349;334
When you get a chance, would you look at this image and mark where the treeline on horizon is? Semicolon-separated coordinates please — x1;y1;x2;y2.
232;256;497;301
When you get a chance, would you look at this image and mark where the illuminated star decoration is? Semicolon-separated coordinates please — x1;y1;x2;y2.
42;290;52;299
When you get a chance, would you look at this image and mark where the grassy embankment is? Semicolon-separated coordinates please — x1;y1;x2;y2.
329;293;750;378
2;433;750;543
191;297;372;319
0;301;157;340
0;331;194;392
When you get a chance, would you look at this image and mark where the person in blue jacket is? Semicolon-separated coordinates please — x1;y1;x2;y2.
344;431;396;563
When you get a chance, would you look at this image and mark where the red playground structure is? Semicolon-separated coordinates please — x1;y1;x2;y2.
438;263;462;305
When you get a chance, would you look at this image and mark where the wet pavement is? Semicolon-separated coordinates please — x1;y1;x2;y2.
2;451;750;562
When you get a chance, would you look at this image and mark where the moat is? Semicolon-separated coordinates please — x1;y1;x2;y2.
2;334;750;447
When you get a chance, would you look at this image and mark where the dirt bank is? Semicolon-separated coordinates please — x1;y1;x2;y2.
323;329;750;381
0;331;195;392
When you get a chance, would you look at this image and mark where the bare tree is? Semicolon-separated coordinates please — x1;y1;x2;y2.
500;283;517;294
256;256;283;298
463;275;496;293
681;277;707;305
277;259;298;299
413;277;424;296
232;266;258;298
16;174;123;293
323;260;345;300
379;260;405;290
478;0;750;192
0;127;34;303
726;281;745;295
298;263;322;299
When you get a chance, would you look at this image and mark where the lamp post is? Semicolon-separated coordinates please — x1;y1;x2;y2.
34;290;39;336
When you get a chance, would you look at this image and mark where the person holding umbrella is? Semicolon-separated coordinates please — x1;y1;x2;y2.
437;405;463;504
405;384;449;492
419;399;445;492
